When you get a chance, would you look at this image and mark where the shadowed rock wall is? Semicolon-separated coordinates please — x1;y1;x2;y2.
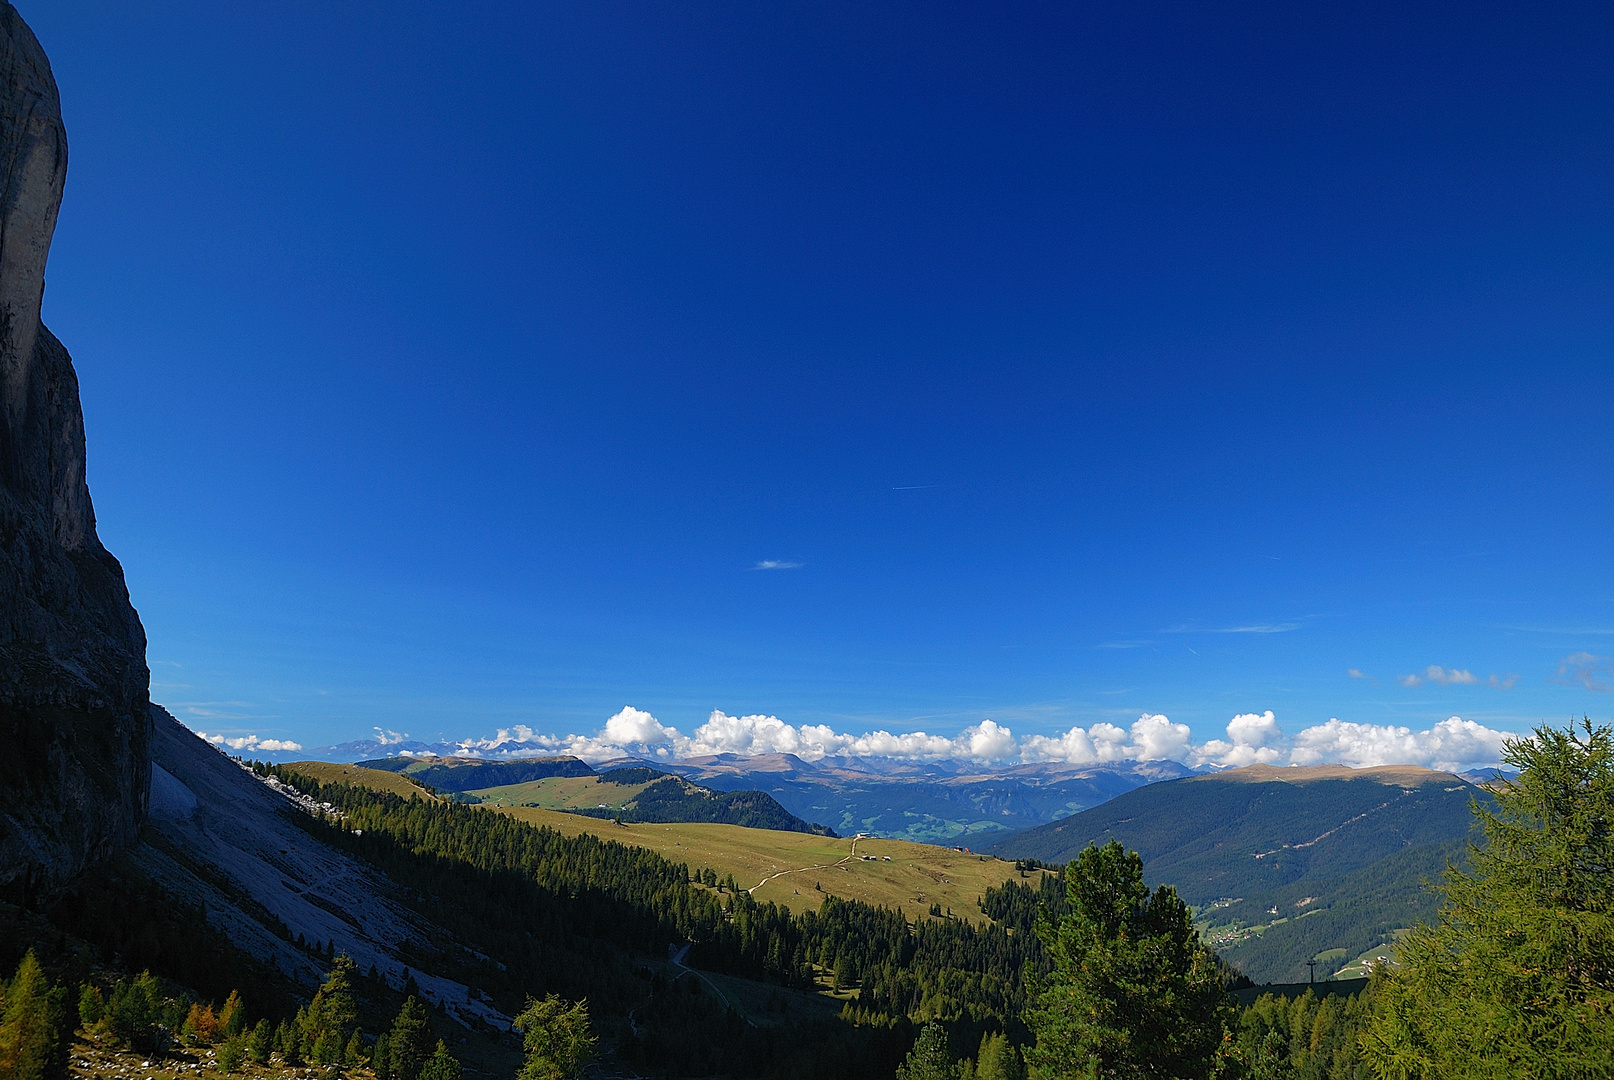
0;2;150;900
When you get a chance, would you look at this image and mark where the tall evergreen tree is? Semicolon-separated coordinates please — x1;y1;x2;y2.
303;956;359;1059
1361;720;1614;1079
388;998;436;1080
246;1020;274;1065
896;1022;957;1080
514;995;595;1080
370;1030;392;1080
1024;841;1232;1080
975;1032;1025;1080
0;951;61;1080
418;1041;463;1080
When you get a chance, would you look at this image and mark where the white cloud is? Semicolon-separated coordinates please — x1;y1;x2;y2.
198;732;303;753
1020;714;1193;765
1288;716;1511;772
1347;668;1368;679
1191;710;1287;768
1129;714;1194;760
753;560;802;570
433;706;1517;773
372;727;410;745
604;705;677;746
963;719;1018;760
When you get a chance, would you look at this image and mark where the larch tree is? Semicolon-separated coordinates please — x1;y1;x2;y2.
1360;720;1614;1079
514;995;595;1080
0;951;62;1080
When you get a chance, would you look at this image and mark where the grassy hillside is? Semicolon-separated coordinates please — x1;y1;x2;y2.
470;770;836;835
493;805;1042;922
314;760;1040;923
282;761;438;800
467;773;654;809
986;763;1486;982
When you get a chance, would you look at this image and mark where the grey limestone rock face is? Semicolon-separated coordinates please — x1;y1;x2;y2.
0;2;150;900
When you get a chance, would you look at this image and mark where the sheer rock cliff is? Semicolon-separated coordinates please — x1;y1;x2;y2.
0;2;150;900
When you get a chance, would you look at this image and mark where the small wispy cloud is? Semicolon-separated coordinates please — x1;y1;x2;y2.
753;560;802;570
1402;665;1477;686
1165;623;1299;635
1347;668;1369;679
172;700;268;720
1398;665;1514;689
1552;652;1612;692
1097;640;1152;650
890;484;939;491
1503;625;1614;635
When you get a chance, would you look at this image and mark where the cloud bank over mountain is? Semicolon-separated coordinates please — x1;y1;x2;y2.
403;706;1516;773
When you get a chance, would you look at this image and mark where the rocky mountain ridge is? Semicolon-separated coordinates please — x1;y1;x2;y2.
0;1;150;901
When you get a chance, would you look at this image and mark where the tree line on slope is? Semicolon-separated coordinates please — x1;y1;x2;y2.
0;944;598;1080
267;764;1042;1073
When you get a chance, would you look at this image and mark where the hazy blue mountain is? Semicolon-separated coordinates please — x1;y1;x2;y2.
357;754;594;791
653;754;1196;843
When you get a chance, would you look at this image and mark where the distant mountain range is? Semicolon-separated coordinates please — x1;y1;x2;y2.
986;763;1489;982
356;754;594;790
283;740;1197;843
638;753;1197;843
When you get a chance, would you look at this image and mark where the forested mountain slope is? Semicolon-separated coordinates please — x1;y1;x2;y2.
986;764;1487;982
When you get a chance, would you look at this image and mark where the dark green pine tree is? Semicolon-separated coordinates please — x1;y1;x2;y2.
1024;840;1232;1080
1361;720;1614;1079
246;1019;274;1065
897;1022;957;1080
418;1040;462;1080
370;1030;392;1080
387;998;436;1080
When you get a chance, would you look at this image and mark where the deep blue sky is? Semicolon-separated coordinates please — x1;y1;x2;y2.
27;1;1614;759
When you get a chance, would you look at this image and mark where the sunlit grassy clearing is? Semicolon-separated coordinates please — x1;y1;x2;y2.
467;774;657;809
493;805;1044;921
286;761;438;801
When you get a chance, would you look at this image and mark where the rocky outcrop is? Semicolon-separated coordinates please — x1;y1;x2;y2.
0;3;150;900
